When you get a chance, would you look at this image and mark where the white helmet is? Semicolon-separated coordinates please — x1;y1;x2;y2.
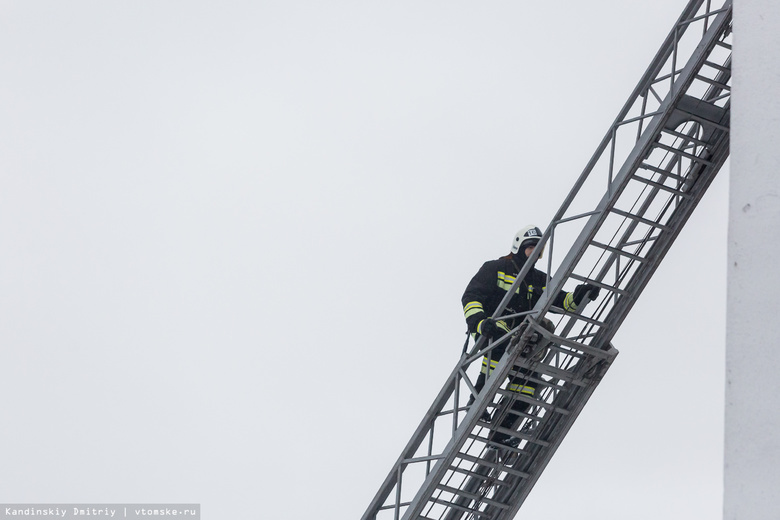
511;225;543;254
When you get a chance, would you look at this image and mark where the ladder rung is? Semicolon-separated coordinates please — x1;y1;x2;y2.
590;240;647;263
546;342;607;365
456;453;530;478
466;433;533;458
704;59;730;74
451;461;517;484
489;400;539;423
631;174;693;198
494;389;572;416
639;162;687;182
508;364;585;388
664;127;709;147
429;497;487;518
549;306;609;329
429;497;472;513
531;364;587;386
623;234;658;248
542;343;588;362
653;141;714;165
609;208;671;231
437;484;511;510
694;73;731;91
676;109;731;133
540;325;614;360
567;272;629;296
559;311;607;329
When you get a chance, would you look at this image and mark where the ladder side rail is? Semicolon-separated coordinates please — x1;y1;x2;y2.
531;0;721;328
398;339;532;520
488;9;733;515
492;349;619;520
491;30;728;519
487;0;712;326
440;452;497;520
582;32;732;347
436;340;615;520
360;386;449;519
362;331;526;517
595;145;692;283
531;3;732;342
589;105;713;288
361;352;472;520
494;7;733;516
479;352;617;520
574;152;694;337
544;0;707;231
455;309;617;518
362;3;732;520
583;13;732;348
591;114;730;346
593;119;730;349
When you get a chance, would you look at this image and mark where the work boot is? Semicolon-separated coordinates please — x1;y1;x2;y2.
491;433;520;449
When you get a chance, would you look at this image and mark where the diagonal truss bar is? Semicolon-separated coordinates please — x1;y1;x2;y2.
362;2;731;520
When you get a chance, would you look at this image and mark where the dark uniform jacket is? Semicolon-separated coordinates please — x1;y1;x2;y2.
461;254;575;335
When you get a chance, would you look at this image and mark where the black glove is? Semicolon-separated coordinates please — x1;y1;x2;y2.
477;318;507;339
573;283;600;305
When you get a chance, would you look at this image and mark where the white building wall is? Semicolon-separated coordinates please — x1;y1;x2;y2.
725;1;780;518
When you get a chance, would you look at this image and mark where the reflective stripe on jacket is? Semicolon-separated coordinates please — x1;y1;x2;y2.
461;254;574;335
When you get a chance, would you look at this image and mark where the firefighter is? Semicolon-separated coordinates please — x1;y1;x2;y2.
462;225;599;444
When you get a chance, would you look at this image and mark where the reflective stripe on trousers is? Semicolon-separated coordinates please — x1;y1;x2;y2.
480;357;535;396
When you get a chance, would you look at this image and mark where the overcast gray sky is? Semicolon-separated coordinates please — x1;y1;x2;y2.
0;1;727;519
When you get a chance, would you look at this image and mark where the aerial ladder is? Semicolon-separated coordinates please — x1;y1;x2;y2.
361;1;732;519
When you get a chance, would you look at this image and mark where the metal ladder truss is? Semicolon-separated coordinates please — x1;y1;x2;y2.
362;1;731;519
